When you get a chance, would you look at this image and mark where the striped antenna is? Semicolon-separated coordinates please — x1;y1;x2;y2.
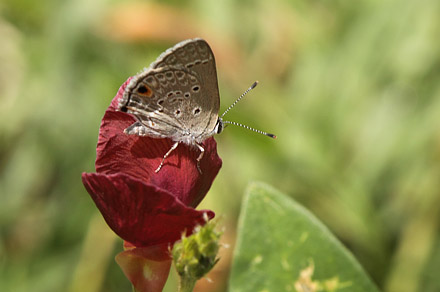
221;81;276;139
223;120;276;138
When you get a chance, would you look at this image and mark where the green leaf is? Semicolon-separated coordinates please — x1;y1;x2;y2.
229;182;380;292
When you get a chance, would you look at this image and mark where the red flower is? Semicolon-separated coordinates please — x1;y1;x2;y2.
81;78;222;291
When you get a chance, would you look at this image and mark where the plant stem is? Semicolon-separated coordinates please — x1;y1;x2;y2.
177;276;197;292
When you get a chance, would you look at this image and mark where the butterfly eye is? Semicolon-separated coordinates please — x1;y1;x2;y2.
215;119;224;134
137;85;153;97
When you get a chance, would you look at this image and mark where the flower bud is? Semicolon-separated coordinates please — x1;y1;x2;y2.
172;219;222;291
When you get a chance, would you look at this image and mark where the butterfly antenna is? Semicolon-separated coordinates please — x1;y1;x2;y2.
221;81;276;139
223;120;276;139
220;81;259;118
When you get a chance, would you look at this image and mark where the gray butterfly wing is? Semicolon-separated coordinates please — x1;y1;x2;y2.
152;38;220;138
119;67;186;139
119;65;218;143
118;38;220;143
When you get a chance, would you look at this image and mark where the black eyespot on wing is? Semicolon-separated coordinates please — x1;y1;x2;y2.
137;85;153;97
192;85;200;92
138;86;147;93
194;108;200;115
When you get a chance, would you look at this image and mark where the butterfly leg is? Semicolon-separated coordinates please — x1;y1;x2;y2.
195;143;205;174
155;141;179;173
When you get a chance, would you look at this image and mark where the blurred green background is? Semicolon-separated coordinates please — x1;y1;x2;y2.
1;0;440;291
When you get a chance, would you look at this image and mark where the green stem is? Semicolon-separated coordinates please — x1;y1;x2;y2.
177;276;197;292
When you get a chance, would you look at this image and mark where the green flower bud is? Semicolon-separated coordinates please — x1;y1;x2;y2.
172;219;222;292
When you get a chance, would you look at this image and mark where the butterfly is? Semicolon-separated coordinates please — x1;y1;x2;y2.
118;38;275;173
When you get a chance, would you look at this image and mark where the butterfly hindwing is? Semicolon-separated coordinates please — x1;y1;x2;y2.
151;38;220;137
118;38;221;143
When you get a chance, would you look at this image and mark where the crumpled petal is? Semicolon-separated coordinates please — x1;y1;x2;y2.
82;172;214;247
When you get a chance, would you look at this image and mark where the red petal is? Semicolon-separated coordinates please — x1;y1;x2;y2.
82;172;214;247
95;79;222;207
115;244;171;292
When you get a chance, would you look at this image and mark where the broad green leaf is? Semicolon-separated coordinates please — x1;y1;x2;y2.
229;182;380;292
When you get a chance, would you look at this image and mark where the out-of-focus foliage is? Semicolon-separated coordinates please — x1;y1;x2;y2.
230;182;380;292
1;0;439;292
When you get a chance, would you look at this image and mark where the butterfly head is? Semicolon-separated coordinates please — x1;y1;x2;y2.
215;81;276;139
